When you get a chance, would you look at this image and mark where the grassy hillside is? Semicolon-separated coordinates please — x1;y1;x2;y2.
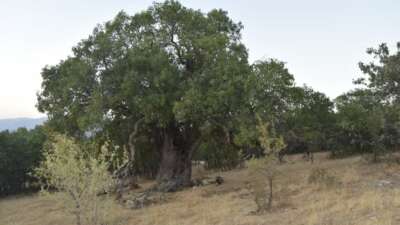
2;153;400;225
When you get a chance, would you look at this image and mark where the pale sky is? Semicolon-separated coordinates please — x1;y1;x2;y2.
0;0;399;119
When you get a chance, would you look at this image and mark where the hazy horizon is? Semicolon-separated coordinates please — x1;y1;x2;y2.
1;0;399;119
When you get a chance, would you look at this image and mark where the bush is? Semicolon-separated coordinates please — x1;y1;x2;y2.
247;119;286;213
247;158;276;212
35;135;116;225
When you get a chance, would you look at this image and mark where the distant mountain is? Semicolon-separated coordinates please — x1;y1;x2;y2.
0;117;47;131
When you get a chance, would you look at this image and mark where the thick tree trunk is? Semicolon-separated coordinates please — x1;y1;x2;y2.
155;129;197;192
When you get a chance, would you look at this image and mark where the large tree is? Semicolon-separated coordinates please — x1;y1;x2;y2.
37;1;251;191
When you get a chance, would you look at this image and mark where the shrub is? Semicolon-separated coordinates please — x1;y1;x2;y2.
247;118;286;213
35;135;116;225
247;158;276;212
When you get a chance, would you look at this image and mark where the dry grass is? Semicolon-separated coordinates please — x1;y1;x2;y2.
2;153;400;225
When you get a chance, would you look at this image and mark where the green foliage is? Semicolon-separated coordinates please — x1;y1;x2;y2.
235;59;296;149
37;1;248;134
35;135;116;225
329;43;400;160
196;138;241;171
333;89;385;157
249;60;295;119
283;86;335;153
357;42;400;104
0;126;46;196
256;117;286;157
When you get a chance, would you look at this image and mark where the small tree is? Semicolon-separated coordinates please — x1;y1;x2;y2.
248;117;286;212
35;135;116;225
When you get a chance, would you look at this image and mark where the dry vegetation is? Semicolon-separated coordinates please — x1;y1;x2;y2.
2;153;400;225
